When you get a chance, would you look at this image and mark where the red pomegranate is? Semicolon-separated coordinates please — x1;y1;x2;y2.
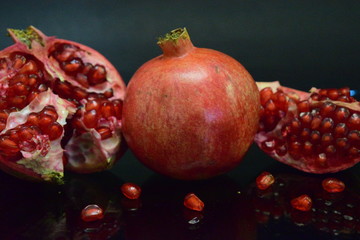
256;81;359;173
0;26;126;183
122;28;260;180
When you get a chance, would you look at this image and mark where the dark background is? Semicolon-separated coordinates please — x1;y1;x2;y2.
0;1;359;239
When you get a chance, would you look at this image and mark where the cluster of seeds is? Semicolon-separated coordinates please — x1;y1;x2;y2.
50;43;108;87
259;87;359;168
310;87;357;102
253;172;358;236
0;106;62;159
72;98;122;140
52;79;114;105
0;53;49;131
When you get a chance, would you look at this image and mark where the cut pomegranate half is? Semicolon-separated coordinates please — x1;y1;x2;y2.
256;81;359;173
0;26;126;183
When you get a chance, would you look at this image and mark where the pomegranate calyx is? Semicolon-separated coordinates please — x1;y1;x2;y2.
157;27;195;57
7;26;44;49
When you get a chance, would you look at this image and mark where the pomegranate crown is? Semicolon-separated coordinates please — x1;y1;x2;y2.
7;26;44;49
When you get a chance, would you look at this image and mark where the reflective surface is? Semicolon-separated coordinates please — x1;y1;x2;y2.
0;146;359;240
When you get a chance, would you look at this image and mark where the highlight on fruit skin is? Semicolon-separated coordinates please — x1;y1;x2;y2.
255;81;359;174
0;26;126;183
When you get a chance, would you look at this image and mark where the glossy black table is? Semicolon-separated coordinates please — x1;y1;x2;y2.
0;144;359;240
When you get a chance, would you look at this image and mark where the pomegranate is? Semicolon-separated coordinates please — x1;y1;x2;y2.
122;28;260;180
256;81;359;173
0;26;126;183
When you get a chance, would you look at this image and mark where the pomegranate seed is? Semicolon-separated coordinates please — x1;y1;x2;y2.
316;153;327;166
321;133;333;146
75;73;89;87
42;106;58;121
26;113;39;126
73;87;88;100
88;64;107;85
256;171;275;190
299;112;312;127
38;115;54;132
297;100;310;113
310;116;322;130
184;193;204;212
339;87;350;96
264;99;276;112
291;194;312;212
121;183;142;200
13;83;29;95
47;123;63;140
333;107;350;122
327;89;339;100
300;128;311;139
318;89;328;96
275;144;287;156
320;117;334;132
310;130;321;143
96;127;112;140
325;145;336;155
348;113;360;130
101;102;115;118
112;100;123;119
320;102;336;117
0;137;19;155
83;110;99;129
334;123;348;137
81;63;93;75
81;204;104;222
61;58;83;73
303;141;313;153
19;60;38;74
85;100;101;111
322;178;345;193
104;89;114;98
18;128;34;141
260;87;273;105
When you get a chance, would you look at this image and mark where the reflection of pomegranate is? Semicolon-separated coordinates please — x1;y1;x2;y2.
122;28;260;180
0;26;126;183
248;171;360;237
256;81;359;173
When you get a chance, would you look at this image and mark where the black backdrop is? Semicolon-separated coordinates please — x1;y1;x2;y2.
0;1;359;239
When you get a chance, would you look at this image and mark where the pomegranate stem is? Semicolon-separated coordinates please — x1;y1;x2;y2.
157;28;195;57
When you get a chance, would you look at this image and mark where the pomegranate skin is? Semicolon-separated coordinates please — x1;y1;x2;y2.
122;28;260;180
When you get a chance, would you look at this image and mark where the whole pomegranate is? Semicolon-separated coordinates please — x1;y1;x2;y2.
122;28;260;180
256;81;359;173
0;26;126;183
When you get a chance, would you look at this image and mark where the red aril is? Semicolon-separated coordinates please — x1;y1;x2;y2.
256;81;359;173
256;171;275;190
322;177;345;193
184;193;204;212
0;26;126;183
121;183;142;200
122;28;260;180
290;194;312;212
81;204;104;222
